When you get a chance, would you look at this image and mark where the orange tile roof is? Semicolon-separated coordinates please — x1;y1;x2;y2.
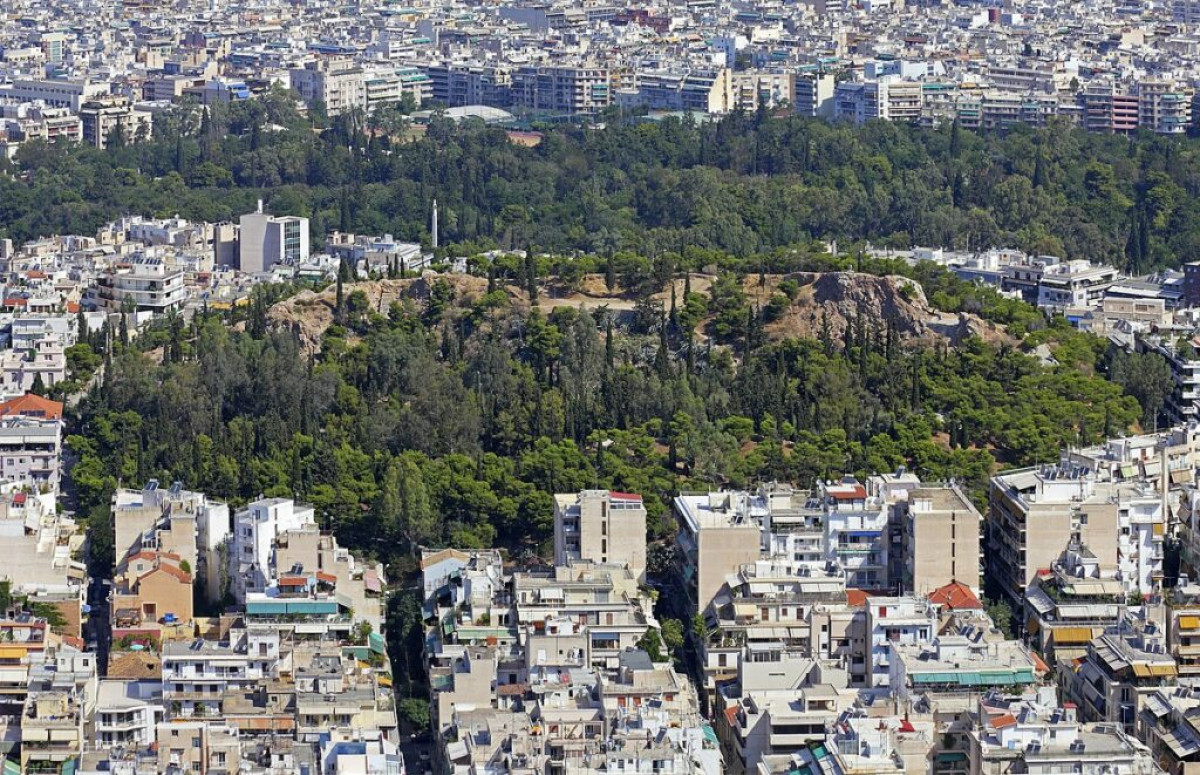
0;393;64;421
927;581;983;611
846;589;869;607
991;714;1017;729
139;564;191;584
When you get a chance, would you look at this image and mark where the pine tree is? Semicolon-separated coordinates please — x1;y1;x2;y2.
605;253;616;291
655;324;670;379
949;118;962;158
335;272;345;323
525;249;538;303
604;319;615;370
339;189;352;233
29;373;45;396
1033;147;1048;189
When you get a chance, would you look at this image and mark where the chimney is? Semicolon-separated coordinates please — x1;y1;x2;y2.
256;198;263;214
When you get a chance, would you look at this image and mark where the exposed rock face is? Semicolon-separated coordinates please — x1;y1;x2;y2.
267;270;1011;354
765;271;1010;346
266;275;507;351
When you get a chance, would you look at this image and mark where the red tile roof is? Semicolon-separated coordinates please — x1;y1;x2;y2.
609;491;642;501
278;576;308;586
846;589;869;607
829;485;867;501
139;564;191;584
0;393;64;421
927;581;983;611
991;714;1018;729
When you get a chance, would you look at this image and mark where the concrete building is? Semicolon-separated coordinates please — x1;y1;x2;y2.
0;78;109;111
971;692;1160;775
93;254;186;313
901;485;982;596
615;68;733;114
229;497;315;601
988;464;1123;607
795;72;836;118
1062;614;1177;733
289;57;367;117
674;491;763;615
554;489;647;583
79;97;152;149
889;628;1040;702
238;203;310;274
512;65;610;115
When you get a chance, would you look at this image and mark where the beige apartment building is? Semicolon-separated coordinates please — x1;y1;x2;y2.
673;492;762;615
553;490;646;582
901;485;982;596
988;466;1120;606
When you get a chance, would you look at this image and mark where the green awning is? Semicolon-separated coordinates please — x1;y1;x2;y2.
369;632;387;654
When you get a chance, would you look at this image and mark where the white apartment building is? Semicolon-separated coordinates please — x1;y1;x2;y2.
161;627;280;718
0;78;109;111
92;254;186;313
290;58;367;117
230;497;315;601
865;596;937;688
94;679;164;748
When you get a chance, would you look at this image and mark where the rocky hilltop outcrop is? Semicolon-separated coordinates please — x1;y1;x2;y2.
764;271;1010;346
267;270;1010;353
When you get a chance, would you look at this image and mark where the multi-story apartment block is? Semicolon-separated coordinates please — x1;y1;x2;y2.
0;394;63;492
674;491;764;615
900;485;982;596
1082;83;1140;135
425;63;515;108
289;58;367;117
79;96;152;149
971;692;1160;775
988;463;1123;607
0;78;110;112
834;78;923;125
554;489;647;582
1138;82;1193;135
94;679;163;748
889;627;1040;702
615;68;734;114
1062;614;1177;734
795;72;836;118
230;497;314;601
1023;550;1126;665
161;626;280;718
512;65;610;116
92;253;186;313
865;596;938;688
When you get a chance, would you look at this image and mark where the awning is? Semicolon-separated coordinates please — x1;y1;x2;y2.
364;570;382;593
1180;616;1200;630
0;647;25;660
1051;627;1096;645
1132;663;1177;678
1173;469;1193;484
1120;464;1137;478
734;603;758;618
378;675;393;687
